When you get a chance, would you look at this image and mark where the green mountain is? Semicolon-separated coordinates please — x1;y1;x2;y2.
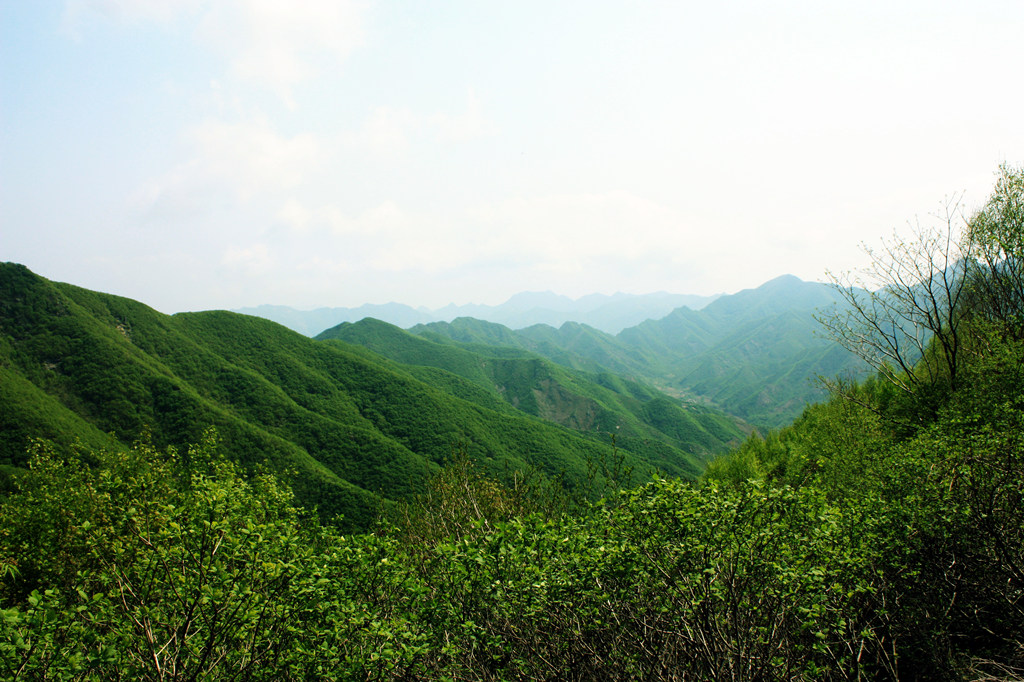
412;317;653;378
413;276;866;429
317;318;748;471
627;276;864;426
0;263;726;529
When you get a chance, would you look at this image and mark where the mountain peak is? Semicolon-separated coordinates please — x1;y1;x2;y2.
501;291;575;310
760;274;804;287
702;274;838;320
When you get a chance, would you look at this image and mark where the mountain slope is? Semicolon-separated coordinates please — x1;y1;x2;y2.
412;317;654;379
641;276;864;426
1;263;720;528
412;276;867;429
317;318;748;471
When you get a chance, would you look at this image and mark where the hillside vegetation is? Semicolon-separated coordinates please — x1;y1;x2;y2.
317;317;747;473
0;263;726;529
1;165;1021;680
411;275;866;429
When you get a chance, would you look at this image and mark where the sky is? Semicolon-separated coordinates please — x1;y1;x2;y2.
2;1;1023;313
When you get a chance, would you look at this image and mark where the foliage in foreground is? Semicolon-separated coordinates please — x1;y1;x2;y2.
2;373;1020;681
705;323;1024;679
0;430;899;680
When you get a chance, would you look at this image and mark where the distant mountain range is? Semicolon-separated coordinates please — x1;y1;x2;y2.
236;291;721;337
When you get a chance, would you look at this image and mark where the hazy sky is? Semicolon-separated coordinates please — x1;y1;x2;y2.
3;1;1023;313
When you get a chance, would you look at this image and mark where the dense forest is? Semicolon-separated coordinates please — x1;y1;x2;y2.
0;265;748;530
1;164;1022;679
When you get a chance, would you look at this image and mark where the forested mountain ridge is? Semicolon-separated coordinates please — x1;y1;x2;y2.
411;275;866;428
0;262;719;529
317;317;749;465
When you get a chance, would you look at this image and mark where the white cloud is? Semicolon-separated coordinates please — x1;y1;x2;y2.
432;89;497;144
133;116;319;217
61;0;204;35
465;191;686;264
322;201;406;237
222;242;273;274
63;0;367;104
39;1;1023;312
196;0;367;105
270;191;708;286
188;117;318;197
343;91;497;156
344;106;421;157
277;199;313;233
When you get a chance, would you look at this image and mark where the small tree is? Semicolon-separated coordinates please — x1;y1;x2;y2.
965;163;1024;339
818;196;973;396
820;165;1024;402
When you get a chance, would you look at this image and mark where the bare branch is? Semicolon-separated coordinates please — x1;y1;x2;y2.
818;195;971;395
